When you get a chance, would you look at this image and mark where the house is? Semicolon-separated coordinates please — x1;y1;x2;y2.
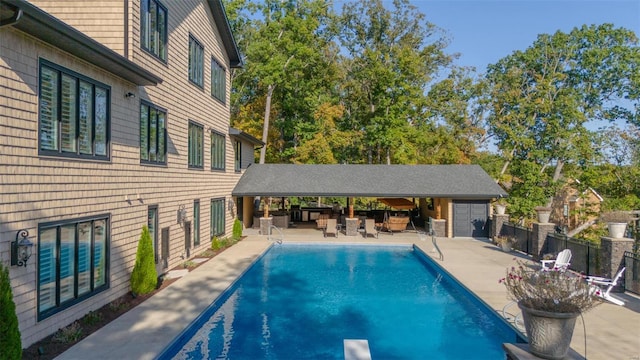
0;0;260;348
550;179;603;232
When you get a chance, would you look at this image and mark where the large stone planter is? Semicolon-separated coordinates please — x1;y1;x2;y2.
607;222;627;238
535;207;552;223
518;302;579;360
495;204;507;215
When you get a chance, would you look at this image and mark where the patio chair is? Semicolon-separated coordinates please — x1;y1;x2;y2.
540;249;571;272
587;267;626;306
324;218;338;238
364;219;378;239
316;214;330;229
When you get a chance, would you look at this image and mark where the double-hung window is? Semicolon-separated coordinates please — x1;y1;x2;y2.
234;140;241;171
141;0;167;61
39;60;110;160
210;198;225;239
193;200;200;246
188;121;204;168
148;206;159;264
189;35;204;87
211;131;225;170
140;102;167;164
211;58;226;103
38;215;109;320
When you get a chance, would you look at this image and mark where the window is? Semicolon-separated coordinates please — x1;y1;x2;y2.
141;0;167;61
140;102;167;164
234;140;241;172
189;35;204;87
38;215;109;320
193;200;200;246
211;58;226;103
211;131;225;170
39;61;110;160
188;121;204;168
148;206;158;264
210;198;225;239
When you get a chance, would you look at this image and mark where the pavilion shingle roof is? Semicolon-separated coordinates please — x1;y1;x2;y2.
232;164;507;199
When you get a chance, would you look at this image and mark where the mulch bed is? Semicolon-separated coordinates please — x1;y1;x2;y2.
22;245;232;359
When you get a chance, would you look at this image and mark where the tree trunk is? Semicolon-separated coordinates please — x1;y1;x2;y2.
259;84;275;164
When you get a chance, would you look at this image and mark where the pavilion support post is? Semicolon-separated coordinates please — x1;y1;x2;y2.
435;198;442;219
263;197;270;218
348;197;354;218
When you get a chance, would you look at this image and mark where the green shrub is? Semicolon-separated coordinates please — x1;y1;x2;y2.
0;263;21;360
130;225;157;295
52;322;82;343
81;310;103;326
211;236;222;250
232;218;243;240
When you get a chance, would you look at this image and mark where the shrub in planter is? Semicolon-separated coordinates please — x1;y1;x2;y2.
130;225;158;295
0;263;22;360
495;236;517;252
232;218;243;240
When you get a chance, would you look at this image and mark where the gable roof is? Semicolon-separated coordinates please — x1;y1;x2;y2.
207;0;242;68
229;127;263;145
232;164;508;199
3;0;162;86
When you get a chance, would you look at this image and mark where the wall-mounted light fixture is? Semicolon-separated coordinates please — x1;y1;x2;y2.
177;205;188;225
11;229;34;267
124;92;136;98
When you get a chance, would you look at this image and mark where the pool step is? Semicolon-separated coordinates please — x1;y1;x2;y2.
343;339;371;360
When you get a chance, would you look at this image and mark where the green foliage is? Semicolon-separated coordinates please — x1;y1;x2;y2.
232;218;243;240
486;24;640;213
211;236;222;251
0;263;21;360
81;311;103;326
130;225;157;295
52;322;82;343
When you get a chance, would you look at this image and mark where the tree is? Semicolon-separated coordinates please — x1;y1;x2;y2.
485;24;640;219
227;0;340;164
130;225;157;295
338;0;452;164
0;263;22;360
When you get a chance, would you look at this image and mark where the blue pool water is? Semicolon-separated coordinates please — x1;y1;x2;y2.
159;244;522;359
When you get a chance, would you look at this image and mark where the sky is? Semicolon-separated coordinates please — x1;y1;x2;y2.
412;0;640;74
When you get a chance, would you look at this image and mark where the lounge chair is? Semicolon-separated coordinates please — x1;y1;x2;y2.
587;267;626;306
324;218;338;238
364;219;378;238
316;214;330;229
540;249;571;272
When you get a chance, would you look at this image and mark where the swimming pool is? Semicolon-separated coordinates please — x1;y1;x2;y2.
159;244;523;359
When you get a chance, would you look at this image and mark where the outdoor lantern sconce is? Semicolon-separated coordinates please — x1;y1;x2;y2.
11;229;34;267
177;205;188;225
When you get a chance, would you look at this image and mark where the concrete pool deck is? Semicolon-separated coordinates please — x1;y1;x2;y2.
55;227;640;359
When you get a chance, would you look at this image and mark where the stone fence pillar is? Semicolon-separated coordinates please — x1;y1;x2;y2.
260;217;272;236
532;223;555;260
600;236;634;292
345;217;359;236
431;219;446;237
492;214;510;238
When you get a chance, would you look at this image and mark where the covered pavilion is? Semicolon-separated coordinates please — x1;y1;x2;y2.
232;164;507;238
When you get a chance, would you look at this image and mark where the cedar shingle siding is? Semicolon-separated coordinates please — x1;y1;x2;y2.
0;0;245;347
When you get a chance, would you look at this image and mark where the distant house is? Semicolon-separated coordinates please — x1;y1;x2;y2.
0;0;260;348
550;179;603;231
